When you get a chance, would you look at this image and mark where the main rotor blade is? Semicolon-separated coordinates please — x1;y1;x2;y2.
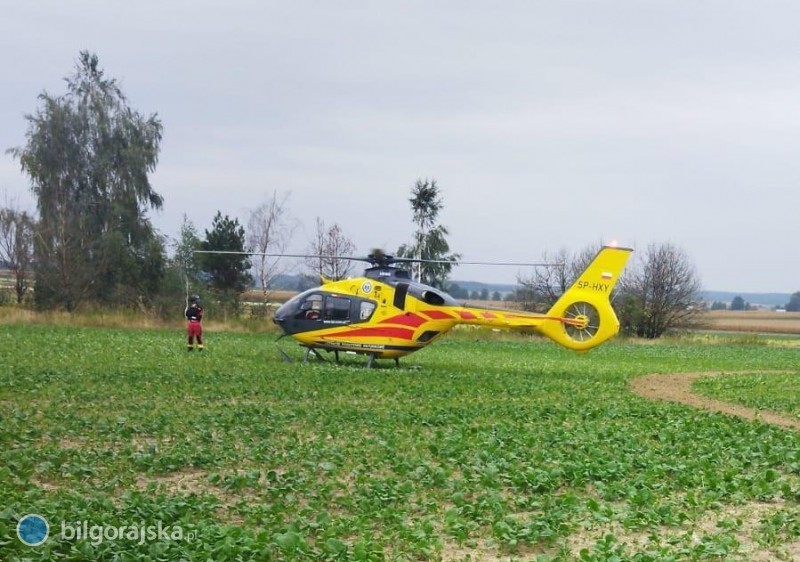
192;250;366;261
192;250;562;267
416;258;563;267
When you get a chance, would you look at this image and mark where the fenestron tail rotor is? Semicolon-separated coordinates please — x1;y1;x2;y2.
562;301;601;343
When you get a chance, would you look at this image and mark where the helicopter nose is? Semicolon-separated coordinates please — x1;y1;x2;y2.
273;302;292;328
272;311;290;336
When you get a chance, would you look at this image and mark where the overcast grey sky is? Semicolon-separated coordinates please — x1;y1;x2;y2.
2;1;799;292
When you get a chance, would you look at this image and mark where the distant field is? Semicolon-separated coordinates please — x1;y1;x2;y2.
242;289;297;303
2;324;800;561
702;310;800;334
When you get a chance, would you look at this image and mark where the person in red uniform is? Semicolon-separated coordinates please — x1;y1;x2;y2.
186;295;204;351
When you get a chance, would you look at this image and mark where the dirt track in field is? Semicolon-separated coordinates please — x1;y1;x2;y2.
630;371;800;430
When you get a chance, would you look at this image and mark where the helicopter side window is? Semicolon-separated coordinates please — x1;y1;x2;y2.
359;301;376;321
295;293;323;320
324;296;351;322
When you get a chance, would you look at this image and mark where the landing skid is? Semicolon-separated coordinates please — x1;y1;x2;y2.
303;347;327;364
276;336;401;367
280;345;401;367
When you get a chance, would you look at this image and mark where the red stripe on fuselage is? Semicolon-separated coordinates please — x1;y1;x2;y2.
421;310;455;320
379;313;427;328
458;310;478;320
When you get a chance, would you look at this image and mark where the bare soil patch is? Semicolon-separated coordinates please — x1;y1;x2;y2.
135;468;212;495
630;371;800;430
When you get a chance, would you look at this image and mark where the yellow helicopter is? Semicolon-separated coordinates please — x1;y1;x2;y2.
203;244;632;366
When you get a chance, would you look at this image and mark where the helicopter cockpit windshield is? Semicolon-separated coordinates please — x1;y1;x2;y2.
294;293;323;320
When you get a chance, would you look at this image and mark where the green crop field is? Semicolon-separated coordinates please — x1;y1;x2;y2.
1;324;799;561
695;373;800;418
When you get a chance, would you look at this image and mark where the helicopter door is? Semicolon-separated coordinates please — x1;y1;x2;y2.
323;296;351;324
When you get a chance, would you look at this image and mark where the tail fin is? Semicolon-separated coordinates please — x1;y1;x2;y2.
538;245;633;351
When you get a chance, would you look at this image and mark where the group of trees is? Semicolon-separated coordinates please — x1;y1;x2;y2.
0;52;362;316
709;293;800;311
711;296;757;311
7;52;164;311
1;53;264;315
448;284;503;301
0;51;276;311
